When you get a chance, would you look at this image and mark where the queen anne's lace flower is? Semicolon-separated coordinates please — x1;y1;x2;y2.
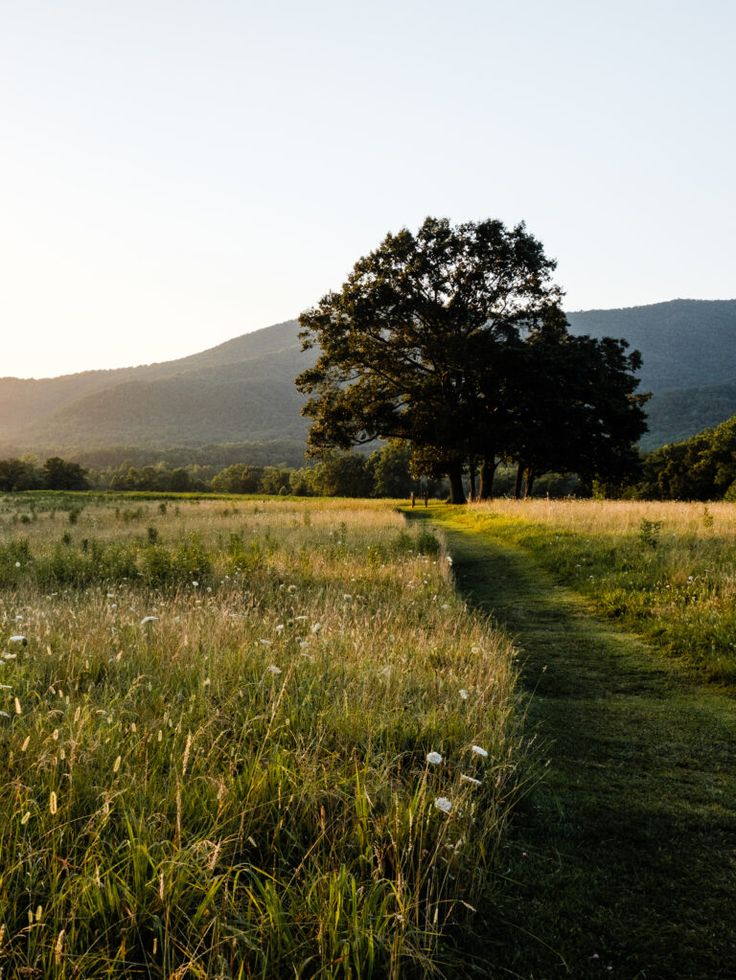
460;774;482;786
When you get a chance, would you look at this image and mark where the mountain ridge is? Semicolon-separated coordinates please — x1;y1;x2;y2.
2;300;735;458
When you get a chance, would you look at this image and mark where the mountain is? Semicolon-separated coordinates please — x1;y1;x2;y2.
1;300;735;460
566;299;736;392
566;299;736;448
0;320;312;462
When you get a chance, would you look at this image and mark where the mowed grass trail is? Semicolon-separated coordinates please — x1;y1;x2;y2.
422;505;736;979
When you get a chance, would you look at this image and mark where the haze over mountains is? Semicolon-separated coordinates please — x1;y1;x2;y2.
1;299;735;463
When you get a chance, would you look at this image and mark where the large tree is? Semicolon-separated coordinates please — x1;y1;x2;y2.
505;331;649;496
297;216;648;502
296;217;565;503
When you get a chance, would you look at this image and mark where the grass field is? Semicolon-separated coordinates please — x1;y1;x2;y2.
446;498;736;684
0;494;521;978
428;501;736;978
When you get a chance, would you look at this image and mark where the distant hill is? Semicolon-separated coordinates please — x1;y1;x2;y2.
1;300;735;460
566;299;736;392
0;320;312;462
566;299;736;448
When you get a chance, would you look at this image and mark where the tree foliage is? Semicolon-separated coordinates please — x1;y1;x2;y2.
0;457;89;491
636;414;736;500
297;217;648;501
43;456;89;490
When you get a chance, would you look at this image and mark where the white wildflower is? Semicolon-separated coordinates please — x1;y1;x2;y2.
311;623;322;634
459;689;469;700
460;774;482;786
434;796;452;814
266;664;282;675
140;616;159;626
426;751;443;765
8;635;27;645
471;745;489;758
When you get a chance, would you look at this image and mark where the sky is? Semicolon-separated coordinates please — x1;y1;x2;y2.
1;0;734;379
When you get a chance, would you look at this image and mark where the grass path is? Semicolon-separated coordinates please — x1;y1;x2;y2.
423;507;736;979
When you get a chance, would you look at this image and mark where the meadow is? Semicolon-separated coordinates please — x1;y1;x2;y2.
432;498;736;978
448;498;736;684
0;494;521;978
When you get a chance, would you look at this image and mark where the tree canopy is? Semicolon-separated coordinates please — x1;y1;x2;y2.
297;217;648;502
635;414;736;501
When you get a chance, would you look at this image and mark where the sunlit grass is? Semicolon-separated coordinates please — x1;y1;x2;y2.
0;496;521;977
453;498;736;682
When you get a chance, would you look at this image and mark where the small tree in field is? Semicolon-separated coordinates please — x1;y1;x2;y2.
43;457;89;491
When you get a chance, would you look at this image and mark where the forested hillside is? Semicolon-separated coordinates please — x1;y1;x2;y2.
566;299;736;447
0;320;310;461
566;299;736;391
1;300;734;460
637;412;736;500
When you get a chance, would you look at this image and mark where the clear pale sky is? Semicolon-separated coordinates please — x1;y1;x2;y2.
2;0;734;378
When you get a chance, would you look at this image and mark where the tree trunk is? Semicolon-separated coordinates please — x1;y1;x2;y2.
468;462;477;502
525;466;536;499
447;463;467;504
514;463;524;500
479;455;497;500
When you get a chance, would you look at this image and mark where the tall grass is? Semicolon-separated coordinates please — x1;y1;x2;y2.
0;496;521;977
462;498;736;682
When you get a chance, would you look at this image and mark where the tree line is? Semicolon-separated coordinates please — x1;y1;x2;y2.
0;445;441;499
634;414;736;501
7;418;736;501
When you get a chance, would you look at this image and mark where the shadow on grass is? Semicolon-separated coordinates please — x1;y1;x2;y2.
418;509;736;980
